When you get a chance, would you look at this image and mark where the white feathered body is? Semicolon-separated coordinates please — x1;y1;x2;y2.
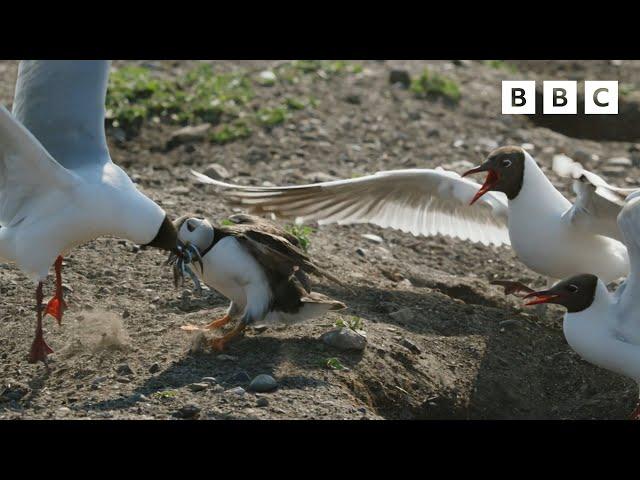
0;161;165;282
507;154;628;283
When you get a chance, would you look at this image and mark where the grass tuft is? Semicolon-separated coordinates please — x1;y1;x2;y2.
411;68;461;103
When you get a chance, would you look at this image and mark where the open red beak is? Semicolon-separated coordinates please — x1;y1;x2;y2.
523;290;561;306
462;167;500;205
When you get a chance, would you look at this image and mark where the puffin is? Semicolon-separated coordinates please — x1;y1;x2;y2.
173;213;347;351
0;60;184;364
522;190;640;419
190;146;632;293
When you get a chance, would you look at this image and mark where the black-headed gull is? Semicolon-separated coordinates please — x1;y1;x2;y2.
0;60;182;364
523;190;640;419
190;146;630;285
172;214;346;351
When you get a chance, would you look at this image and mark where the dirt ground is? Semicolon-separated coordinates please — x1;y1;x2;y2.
1;60;638;420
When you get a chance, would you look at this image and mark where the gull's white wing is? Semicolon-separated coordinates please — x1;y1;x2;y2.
11;60;112;170
0;104;78;227
193;168;511;247
554;154;639;242
612;194;640;340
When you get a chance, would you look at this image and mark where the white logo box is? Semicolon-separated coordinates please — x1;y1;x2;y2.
502;81;618;115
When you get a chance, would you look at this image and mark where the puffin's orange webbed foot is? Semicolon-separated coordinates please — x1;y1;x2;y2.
180;314;231;332
209;323;246;352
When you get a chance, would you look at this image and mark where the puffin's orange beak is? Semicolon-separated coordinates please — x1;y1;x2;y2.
523;290;561;306
462;166;500;205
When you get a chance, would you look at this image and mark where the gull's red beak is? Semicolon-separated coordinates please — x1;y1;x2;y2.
523;290;561;306
462;166;500;205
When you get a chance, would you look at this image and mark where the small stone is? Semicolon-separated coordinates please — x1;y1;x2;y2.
249;374;278;393
401;338;422;354
389;308;415;323
149;363;160;374
226;387;246;396
345;94;361;105
499;319;520;328
389;70;411;88
256;397;269;407
212;385;224;393
122;309;131;319
453;139;465;148
116;364;133;376
169;186;190;196
217;354;238;362
58;407;71;414
361;234;383;244
258;70;277;85
356;247;366;257
201;377;218;385
247;147;269;164
477;138;499;150
167;123;211;148
607;157;632;167
174;404;201;419
188;382;209;392
321;328;367;351
304;172;338;183
203;163;231;180
521;143;535;151
0;381;29;401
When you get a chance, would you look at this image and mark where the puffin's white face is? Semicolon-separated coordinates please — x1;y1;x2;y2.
177;217;214;252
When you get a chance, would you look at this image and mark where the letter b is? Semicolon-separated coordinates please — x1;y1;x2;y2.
502;81;535;114
543;81;576;114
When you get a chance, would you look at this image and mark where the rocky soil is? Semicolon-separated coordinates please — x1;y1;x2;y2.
0;60;639;420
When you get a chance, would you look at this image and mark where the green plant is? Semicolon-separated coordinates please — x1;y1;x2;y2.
484;60;518;73
152;389;178;399
256;106;289;127
411;68;461;103
210;121;252;144
219;219;235;227
285;224;314;252
335;316;364;332
325;357;347;371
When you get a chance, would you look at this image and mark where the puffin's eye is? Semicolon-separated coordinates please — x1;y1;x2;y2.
502;159;512;168
567;284;579;293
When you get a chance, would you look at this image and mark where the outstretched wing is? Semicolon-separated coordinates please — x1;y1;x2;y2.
554;154;639;242
226;225;347;289
0;104;77;227
193;168;511;247
12;60;112;170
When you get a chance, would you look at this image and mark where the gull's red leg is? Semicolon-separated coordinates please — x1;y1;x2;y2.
29;282;54;364
44;256;67;325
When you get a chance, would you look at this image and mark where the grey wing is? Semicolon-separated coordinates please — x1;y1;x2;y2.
554;154;639;242
613;195;640;334
11;60;112;170
0;104;77;226
193;168;511;247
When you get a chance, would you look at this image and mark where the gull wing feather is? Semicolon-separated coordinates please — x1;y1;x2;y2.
193;168;511;247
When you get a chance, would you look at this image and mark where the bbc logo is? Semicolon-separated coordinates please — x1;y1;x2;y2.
502;81;618;115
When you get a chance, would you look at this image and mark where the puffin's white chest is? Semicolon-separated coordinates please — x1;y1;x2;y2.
199;236;271;309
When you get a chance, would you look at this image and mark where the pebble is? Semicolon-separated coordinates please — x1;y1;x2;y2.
217;354;238;362
258;70;277;85
247;147;269;164
361;233;383;244
321;328;367;351
401;338;422;354
356;247;367;257
249;374;278;393
116;364;134;376
174;404;201;419
607;157;632;167
256;397;270;407
388;69;411;88
226;387;246;396
149;363;160;374
203;163;231;180
169;186;190;196
188;383;209;392
167;123;211;147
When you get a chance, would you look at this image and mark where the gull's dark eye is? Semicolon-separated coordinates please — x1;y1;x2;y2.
502;159;512;168
567;284;579;293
